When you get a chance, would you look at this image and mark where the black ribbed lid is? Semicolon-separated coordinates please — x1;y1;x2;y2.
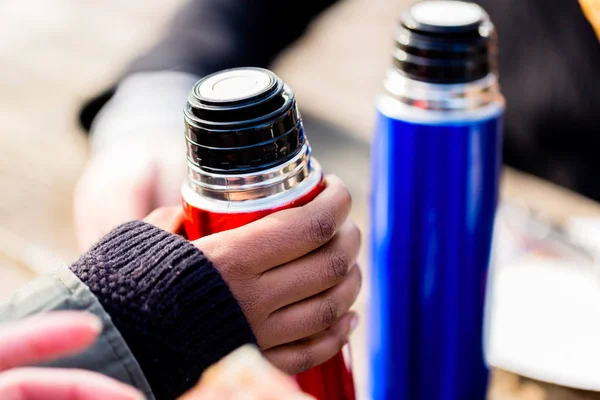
184;67;305;174
395;0;497;84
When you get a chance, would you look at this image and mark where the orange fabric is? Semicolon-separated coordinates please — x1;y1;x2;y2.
580;0;600;40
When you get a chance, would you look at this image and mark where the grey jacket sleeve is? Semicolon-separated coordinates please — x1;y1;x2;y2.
0;267;155;400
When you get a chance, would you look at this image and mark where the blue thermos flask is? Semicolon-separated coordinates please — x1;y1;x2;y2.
370;1;504;399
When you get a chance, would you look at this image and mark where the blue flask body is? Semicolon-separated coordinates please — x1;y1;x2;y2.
370;98;504;400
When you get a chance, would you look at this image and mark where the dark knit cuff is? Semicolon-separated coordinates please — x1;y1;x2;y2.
70;221;256;399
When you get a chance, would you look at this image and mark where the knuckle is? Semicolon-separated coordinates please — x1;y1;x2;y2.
316;297;340;329
308;212;337;245
325;251;350;284
294;348;316;373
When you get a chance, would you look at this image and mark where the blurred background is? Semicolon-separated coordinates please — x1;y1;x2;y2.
0;0;189;275
0;0;599;399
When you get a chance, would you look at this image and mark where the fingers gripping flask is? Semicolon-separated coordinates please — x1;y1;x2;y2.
181;67;356;400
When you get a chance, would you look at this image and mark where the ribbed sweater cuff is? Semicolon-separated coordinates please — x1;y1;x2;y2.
70;221;256;399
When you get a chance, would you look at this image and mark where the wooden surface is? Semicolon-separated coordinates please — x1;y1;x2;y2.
489;369;600;400
501;168;600;223
0;0;598;399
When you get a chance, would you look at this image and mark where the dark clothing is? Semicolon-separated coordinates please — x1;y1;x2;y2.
81;0;600;200
79;0;336;131
126;0;338;77
1;222;256;400
480;0;600;199
71;221;256;399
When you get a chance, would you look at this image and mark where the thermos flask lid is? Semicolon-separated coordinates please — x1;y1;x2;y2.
395;0;496;84
184;67;306;175
403;0;487;34
195;68;277;105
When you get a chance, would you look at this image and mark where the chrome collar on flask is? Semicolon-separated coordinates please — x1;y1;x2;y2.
183;67;319;202
385;0;502;111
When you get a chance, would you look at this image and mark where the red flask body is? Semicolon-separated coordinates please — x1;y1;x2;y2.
182;179;356;400
181;66;356;399
182;179;323;239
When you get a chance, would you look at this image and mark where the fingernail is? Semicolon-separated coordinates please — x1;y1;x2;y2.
345;314;358;344
349;315;359;334
87;315;103;334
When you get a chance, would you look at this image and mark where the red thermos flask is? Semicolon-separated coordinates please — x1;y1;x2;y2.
181;67;356;400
